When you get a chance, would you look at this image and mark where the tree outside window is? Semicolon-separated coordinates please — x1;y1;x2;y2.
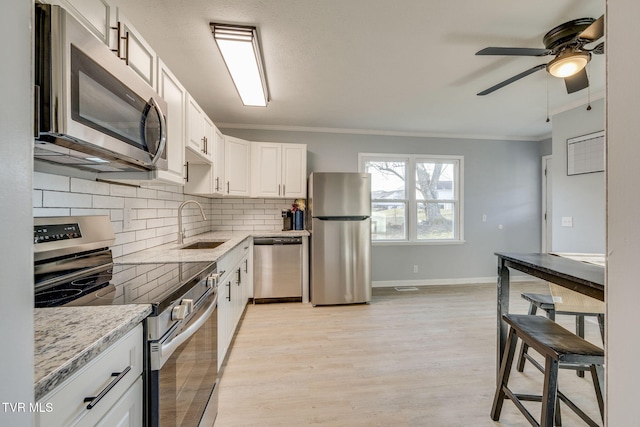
360;154;462;243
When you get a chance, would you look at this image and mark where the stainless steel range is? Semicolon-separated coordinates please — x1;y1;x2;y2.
34;215;219;426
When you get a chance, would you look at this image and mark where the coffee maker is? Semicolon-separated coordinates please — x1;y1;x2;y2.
282;209;293;231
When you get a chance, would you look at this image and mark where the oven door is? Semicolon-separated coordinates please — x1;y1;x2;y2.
149;292;218;426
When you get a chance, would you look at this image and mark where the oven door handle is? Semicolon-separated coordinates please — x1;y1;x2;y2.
157;293;217;368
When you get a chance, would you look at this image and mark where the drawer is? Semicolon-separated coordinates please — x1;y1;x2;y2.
35;324;144;427
218;238;250;277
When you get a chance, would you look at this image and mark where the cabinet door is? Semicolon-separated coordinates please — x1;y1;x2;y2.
157;59;186;185
58;0;114;46
224;136;251;196
252;142;282;197
217;278;232;368
202;115;215;163
282;143;307;198
212;127;225;195
184;163;214;195
116;12;156;88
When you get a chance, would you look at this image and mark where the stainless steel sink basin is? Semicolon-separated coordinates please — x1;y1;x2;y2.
180;241;226;250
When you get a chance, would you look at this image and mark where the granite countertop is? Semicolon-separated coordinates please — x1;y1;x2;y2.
34;304;152;401
115;229;309;264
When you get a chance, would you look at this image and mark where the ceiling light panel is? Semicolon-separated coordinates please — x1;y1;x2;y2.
211;24;269;107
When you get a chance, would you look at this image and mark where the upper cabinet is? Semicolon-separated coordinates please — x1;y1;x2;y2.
113;11;157;88
224;136;251;196
252;142;307;198
156;59;186;185
212;127;225;195
186;95;214;164
56;0;115;46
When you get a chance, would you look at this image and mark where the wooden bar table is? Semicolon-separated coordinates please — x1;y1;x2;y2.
494;252;605;377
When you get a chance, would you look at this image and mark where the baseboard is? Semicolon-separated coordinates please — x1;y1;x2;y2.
372;276;545;288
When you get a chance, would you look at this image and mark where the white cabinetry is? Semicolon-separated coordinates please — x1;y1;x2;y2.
252;142;307;198
57;0;115;46
184;124;226;196
35;324;144;427
156;59;186;185
217;239;252;368
113;11;157;88
224;136;251;196
186;95;214;163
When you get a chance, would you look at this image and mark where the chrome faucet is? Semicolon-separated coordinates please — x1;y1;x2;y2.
177;200;207;244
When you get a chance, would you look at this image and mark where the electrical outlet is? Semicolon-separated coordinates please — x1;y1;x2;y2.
413;265;418;273
561;216;573;227
482;214;487;222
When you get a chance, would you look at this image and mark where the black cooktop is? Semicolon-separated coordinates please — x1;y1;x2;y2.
35;261;216;312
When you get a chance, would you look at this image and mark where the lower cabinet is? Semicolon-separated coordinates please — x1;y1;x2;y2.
35;324;144;427
217;238;253;369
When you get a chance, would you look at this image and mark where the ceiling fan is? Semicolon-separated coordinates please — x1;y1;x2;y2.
476;15;604;96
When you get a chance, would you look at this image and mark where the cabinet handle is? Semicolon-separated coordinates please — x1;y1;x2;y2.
201;137;206;153
215;177;219;192
110;22;122;58
227;181;230;194
83;366;131;410
122;30;130;65
278;184;281;196
204;136;208;154
244;259;248;273
283;184;286;196
236;267;241;285
185;161;189;182
226;281;231;301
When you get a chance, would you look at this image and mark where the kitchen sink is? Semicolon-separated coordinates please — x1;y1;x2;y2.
180;241;227;250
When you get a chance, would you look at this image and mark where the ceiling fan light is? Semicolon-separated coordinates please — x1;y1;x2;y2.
547;51;590;78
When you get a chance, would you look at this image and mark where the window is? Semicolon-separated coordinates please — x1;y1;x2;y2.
359;153;463;243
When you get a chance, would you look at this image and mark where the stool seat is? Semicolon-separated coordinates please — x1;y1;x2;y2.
491;314;605;427
522;292;555;311
505;314;604;364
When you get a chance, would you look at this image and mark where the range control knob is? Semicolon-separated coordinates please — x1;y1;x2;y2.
171;304;188;320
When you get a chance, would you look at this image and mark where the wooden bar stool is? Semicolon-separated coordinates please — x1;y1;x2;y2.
491;314;604;427
517;292;605;377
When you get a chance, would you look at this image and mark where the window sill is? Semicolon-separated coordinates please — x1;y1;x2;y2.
372;240;466;246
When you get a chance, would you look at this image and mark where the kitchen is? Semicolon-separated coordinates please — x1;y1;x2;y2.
2;1;640;426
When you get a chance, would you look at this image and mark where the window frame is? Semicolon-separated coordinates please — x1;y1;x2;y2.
359;153;464;245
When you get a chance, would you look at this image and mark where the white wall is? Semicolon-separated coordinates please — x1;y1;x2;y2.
606;0;640;424
0;1;34;424
551;99;605;253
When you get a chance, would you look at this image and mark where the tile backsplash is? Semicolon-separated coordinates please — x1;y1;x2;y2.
33;172;298;258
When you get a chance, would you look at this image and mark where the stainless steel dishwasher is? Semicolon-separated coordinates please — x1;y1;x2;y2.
253;237;303;302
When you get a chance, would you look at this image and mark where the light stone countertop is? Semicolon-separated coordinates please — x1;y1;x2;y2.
115;229;309;264
34;304;152;401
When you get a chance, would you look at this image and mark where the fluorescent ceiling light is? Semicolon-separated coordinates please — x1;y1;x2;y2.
546;51;591;78
210;23;269;107
85;157;108;163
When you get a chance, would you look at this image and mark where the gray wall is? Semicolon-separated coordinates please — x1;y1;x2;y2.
223;129;543;282
0;0;34;423
551;98;605;253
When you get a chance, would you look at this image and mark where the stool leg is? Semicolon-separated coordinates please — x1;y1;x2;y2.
590;364;605;422
576;315;585;378
491;327;518;421
516;303;537;372
546;308;556;321
541;356;559;427
597;314;605;343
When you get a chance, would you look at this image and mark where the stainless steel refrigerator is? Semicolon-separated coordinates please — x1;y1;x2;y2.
308;172;371;305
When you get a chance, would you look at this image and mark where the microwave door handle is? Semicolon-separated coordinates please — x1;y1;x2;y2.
146;97;167;167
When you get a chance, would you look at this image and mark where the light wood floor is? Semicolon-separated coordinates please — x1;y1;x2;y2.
214;282;604;426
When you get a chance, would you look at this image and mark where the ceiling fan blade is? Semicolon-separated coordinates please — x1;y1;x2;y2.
579;15;604;41
477;64;547;96
564;68;589;94
476;47;551;56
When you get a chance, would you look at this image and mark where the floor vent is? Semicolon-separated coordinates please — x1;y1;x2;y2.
394;286;419;292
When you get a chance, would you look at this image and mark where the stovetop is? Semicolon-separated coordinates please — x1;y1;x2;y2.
35;261;216;313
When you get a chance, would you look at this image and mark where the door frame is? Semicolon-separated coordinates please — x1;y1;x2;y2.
541;155;552;253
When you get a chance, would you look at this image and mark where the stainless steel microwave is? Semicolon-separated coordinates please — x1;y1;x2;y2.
34;4;168;173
